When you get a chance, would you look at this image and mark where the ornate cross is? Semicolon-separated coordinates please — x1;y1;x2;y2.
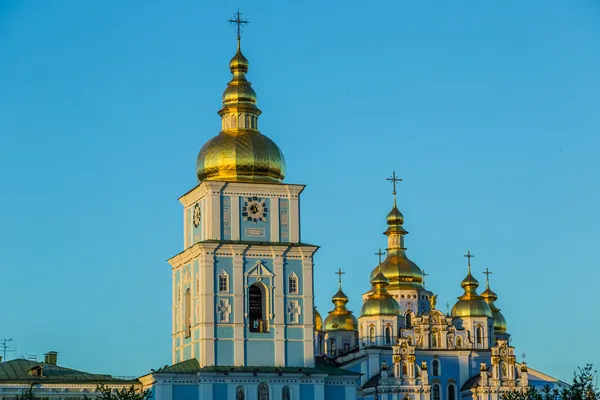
483;268;492;287
287;301;302;323
423;270;428;283
335;268;345;289
228;10;249;40
217;299;231;323
386;171;403;195
464;250;474;268
375;249;386;265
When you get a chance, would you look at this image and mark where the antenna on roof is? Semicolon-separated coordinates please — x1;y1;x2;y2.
0;339;14;362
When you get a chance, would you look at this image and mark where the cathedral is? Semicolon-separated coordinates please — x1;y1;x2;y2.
137;23;565;400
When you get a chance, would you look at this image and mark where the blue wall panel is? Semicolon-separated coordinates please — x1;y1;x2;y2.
213;383;227;400
173;385;198;400
246;340;275;366
325;385;345;400
215;340;234;365
300;384;314;399
240;196;270;241
285;341;305;366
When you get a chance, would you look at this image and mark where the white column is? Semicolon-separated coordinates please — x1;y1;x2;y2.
231;195;240;240
302;253;315;366
289;195;300;243
273;251;286;366
232;245;246;366
199;247;216;366
270;198;280;242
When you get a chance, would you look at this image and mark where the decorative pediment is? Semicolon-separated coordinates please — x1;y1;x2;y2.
245;260;274;279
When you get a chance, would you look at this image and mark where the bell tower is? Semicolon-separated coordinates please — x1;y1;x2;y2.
168;14;317;368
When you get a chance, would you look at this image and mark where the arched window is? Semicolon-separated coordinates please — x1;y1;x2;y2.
257;382;269;400
369;326;375;344
231;114;237;128
476;327;483;344
456;336;462;348
433;384;440;400
431;332;438;347
402;362;408;376
288;273;298;294
318;335;324;355
432;359;440;376
184;288;191;338
502;362;508;377
249;284;267;332
236;387;245;400
219;271;229;293
405;313;412;328
329;338;336;355
245;114;250;129
385;326;392;345
448;384;456;400
282;386;290;400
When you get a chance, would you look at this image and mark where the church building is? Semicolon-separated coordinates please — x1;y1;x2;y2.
138;17;565;400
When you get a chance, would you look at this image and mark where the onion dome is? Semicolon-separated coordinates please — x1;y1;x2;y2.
361;268;400;317
196;39;286;183
481;275;507;334
324;279;358;332
370;194;424;290
314;306;323;332
451;263;492;318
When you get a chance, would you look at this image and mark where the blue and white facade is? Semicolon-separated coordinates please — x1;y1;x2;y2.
138;30;565;400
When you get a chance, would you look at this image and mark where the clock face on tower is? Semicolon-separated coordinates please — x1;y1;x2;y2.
193;203;201;227
242;197;268;223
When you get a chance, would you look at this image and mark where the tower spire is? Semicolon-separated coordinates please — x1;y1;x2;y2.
386;171;403;208
228;10;249;44
483;268;492;289
375;249;385;274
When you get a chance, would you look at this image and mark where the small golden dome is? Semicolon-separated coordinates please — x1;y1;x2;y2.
314;307;323;332
196;40;286;183
324;286;357;332
386;205;404;227
481;279;507;334
361;268;399;317
451;268;492;318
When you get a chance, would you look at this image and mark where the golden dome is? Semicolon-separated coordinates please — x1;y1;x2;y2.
196;41;286;183
481;278;507;334
323;287;357;332
196;132;285;182
314;307;323;332
370;195;424;290
451;268;492;318
361;269;400;317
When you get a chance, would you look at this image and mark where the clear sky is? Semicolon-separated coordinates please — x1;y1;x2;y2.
1;0;599;381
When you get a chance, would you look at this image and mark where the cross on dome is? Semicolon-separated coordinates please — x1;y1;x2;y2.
335;268;345;289
228;10;249;40
464;250;474;272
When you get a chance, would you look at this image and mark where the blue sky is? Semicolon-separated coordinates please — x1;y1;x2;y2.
1;0;599;380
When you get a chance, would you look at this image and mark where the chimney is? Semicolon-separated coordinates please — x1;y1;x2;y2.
44;351;58;365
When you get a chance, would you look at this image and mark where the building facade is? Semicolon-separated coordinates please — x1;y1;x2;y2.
138;27;565;400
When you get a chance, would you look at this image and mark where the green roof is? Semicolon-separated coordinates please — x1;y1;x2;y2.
0;359;139;384
154;358;360;377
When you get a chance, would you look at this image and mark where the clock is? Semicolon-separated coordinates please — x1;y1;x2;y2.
242;197;268;223
193;203;201;227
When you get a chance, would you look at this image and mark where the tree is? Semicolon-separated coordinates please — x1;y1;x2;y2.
501;364;598;400
85;385;152;400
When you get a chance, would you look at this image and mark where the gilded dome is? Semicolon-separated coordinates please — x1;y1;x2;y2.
481;282;507;334
314;307;323;332
451;297;492;318
196;131;286;182
196;42;286;183
360;269;400;317
371;195;424;290
324;312;358;331
369;250;423;290
324;287;357;332
451;271;492;318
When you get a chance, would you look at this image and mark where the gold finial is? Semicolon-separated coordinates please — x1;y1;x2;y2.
429;294;438;310
228;10;249;45
386;171;403;207
483;268;492;289
423;270;428;285
464;250;474;274
335;268;345;290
